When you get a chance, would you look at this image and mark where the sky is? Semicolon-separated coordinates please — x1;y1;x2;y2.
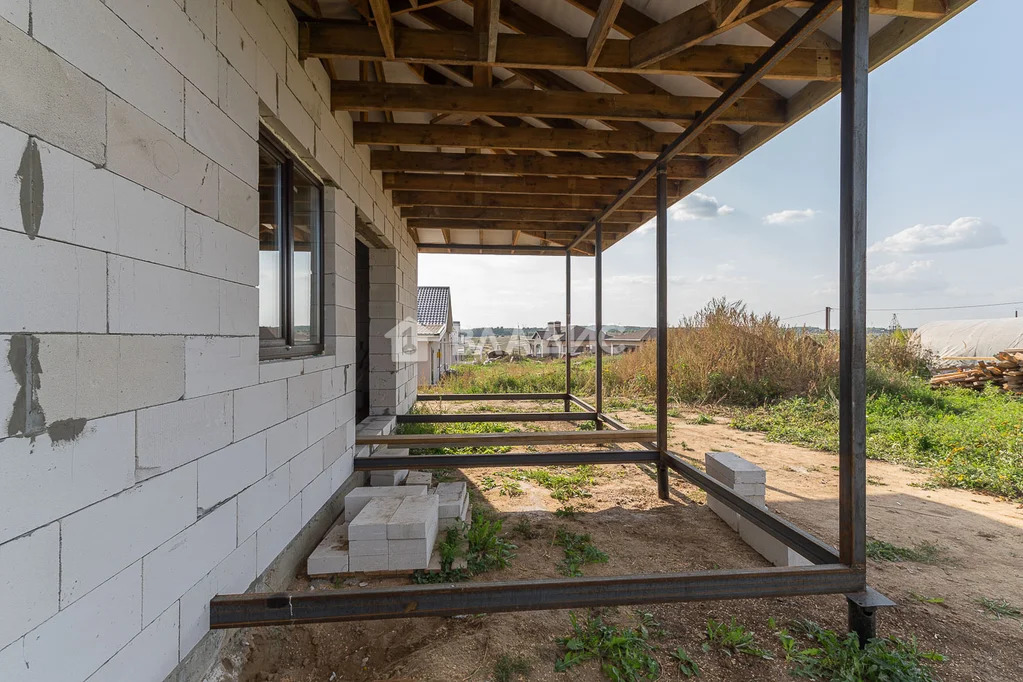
419;1;1023;330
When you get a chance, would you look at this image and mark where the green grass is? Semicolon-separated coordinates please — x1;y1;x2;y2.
412;510;516;584
703;618;773;659
977;597;1022;621
553;527;609;576
493;654;531;682
865;539;942;564
503;465;598;501
732;372;1023;500
396;419;517;454
555;613;661;681
421;358;596;395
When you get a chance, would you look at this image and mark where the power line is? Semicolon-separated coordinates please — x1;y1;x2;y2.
827;300;1023;313
780;309;825;321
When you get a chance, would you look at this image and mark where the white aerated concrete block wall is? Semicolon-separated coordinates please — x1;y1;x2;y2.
704;452;811;568
0;0;417;679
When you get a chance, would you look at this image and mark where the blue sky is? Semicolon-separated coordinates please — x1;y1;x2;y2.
420;1;1022;330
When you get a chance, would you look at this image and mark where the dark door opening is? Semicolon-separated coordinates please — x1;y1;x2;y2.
355;240;370;424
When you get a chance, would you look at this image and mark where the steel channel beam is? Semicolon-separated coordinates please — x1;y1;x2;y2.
839;0;868;570
416;392;567;401
565;252;572;413
567;0;838;251
567;394;596;412
595;221;603;428
356;431;655;448
354;450;658;470
655;164;669;501
210;565;864;628
396;412;597;423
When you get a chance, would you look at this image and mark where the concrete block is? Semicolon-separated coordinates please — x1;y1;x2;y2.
232;0;289;75
186;0;217;39
219;279;258;336
237;463;291;543
34;0;184;134
0;230;107;334
438;497;471;531
436;482;468;518
255;495;301;573
233;378;288;440
0;412;132;536
136;392;233;478
348;496;403;541
349;539;389;556
0;0;29;31
17;562;142;682
255;48;278;113
322;426;346;469
185;82;257;186
216;0;258;87
707;494;739;532
290;440;325;497
178;535;256;657
387;495;439;540
371;470;408;487
306;519;349;575
185;335;259;398
287;371;326;418
344;485;427;522
106;0;219;101
218;162;258;237
185;209;259;285
0;523;59;649
406;471;433;487
349;553;388;572
308;398;337;444
388;553;430;571
388;537;431;556
60;464;197;607
705;452;766;486
198;433;267;512
301;467;334;525
738;517;813;568
260;357;305;383
106;93;218;217
266;413;308;471
108;255;221;335
276;83;315;153
141;500;237;625
87;603;179;682
0;20;106;163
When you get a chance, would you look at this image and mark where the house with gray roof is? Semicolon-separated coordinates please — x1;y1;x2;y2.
417;286;455;385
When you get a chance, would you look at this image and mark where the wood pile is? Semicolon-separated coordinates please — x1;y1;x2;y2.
930;349;1023;393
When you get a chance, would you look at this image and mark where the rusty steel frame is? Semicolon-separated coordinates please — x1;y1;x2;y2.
210;0;873;633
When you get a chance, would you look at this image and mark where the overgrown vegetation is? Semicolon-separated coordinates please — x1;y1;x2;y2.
553;527;609;576
865;539;942;564
555;613;661;681
493;654;531;682
412;509;516;583
503;465;598;501
777;619;946;681
396;419;516;454
703;618;773;659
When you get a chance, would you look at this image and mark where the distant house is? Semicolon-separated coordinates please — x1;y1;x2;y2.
606;328;656;354
529;321;595;358
417;286;455;385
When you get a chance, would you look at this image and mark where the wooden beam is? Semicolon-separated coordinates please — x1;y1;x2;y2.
708;0;754;25
331;81;786;125
301;23;841;81
788;0;947;17
367;0;395;59
586;0;625;67
391;190;661;212
355;429;655;447
354;122;740;156
407;218;630;232
475;0;501;63
383;172;671;197
746;7;841;50
629;0;789;68
370;150;707;178
402;206;650;223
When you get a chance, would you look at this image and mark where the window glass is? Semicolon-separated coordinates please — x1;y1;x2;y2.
292;173;321;345
258;148;284;340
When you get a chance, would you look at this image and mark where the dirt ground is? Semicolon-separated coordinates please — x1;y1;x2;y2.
225;402;1023;682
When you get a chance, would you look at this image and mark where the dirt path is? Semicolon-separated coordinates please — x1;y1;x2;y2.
227;403;1023;682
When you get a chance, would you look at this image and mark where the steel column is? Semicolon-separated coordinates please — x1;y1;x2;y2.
565;251;572;413
655;164;670;500
595;220;604;428
840;0;870;643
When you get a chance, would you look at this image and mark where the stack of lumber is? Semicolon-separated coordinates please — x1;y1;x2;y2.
930;349;1023;393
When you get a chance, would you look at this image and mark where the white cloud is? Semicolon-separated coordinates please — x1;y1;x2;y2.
868;217;1005;254
868;260;946;294
671;192;734;222
763;208;817;225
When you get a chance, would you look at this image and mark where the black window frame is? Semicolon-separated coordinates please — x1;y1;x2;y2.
258;127;325;361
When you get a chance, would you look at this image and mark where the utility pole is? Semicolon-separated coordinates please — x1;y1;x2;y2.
825;306;832;333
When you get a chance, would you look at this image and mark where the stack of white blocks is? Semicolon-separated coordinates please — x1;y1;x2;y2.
406;471;432;487
368;447;410;486
705;452;811;568
437;482;470;531
348;494;439;571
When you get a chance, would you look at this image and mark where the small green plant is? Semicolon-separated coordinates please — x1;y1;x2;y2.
977;597;1022;621
786;619;946;681
554;528;609;577
493;653;531;682
692;414;714;425
504;466;597;501
555;613;660;681
634;610;667;639
499;479;524;497
909;592;947;606
412;510;516;583
479;475;497;491
577;419;597;430
866;539;942;564
554;505;579;519
412;525;469;584
670;647;700;677
512;517;541;540
703;618;773;659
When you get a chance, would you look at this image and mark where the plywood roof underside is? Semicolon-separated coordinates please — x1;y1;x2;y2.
289;0;974;256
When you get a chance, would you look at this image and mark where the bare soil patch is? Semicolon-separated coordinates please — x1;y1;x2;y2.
229;402;1023;682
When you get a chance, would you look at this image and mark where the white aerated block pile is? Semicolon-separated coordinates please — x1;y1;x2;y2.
406;470;432;487
369;447;410;486
306;517;350;575
343;484;428;521
704;452;810;568
436;481;470;530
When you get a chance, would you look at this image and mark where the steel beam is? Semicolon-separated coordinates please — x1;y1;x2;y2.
565;251;572;413
355;430;656;448
396;412;597;423
210;565;864;628
417;392;567;401
354;450;658;470
655;164;669;500
595;220;604;428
